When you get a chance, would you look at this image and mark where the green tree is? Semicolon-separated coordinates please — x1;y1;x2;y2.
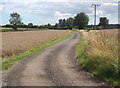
62;19;66;27
74;12;89;29
58;19;67;29
47;23;51;28
99;17;109;28
9;12;22;30
59;19;63;27
66;17;74;30
54;23;59;27
44;23;51;28
28;23;33;28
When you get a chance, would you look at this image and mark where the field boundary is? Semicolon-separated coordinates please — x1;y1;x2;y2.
1;32;72;70
0;28;48;32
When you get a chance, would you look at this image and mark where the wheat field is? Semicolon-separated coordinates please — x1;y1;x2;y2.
1;30;70;58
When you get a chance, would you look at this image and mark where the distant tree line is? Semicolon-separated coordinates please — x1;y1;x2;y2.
1;12;89;30
0;12;119;30
88;17;118;29
2;23;52;29
87;24;119;29
53;12;89;30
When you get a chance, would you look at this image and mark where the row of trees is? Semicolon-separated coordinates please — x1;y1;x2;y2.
3;23;52;29
2;12;109;30
51;13;109;29
58;18;74;29
57;12;89;29
7;12;89;30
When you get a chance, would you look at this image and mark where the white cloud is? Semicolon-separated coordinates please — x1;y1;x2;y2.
96;10;104;15
103;3;118;6
0;8;2;12
0;5;3;12
0;1;118;25
55;11;72;19
2;0;119;3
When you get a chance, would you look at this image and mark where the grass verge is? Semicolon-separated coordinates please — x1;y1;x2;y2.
76;31;119;87
1;32;72;70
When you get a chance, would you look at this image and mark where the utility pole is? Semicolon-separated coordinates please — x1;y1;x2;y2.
92;4;101;29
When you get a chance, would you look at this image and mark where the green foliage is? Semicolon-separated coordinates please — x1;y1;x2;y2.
59;19;67;28
98;26;104;29
43;23;51;28
2;24;13;28
84;28;93;32
54;23;59;27
81;57;119;86
9;12;22;30
74;12;89;29
99;17;109;28
28;23;33;28
0;28;47;32
47;23;51;28
66;17;74;30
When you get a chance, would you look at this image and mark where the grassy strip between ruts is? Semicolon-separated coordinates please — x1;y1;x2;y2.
1;32;72;70
76;31;119;87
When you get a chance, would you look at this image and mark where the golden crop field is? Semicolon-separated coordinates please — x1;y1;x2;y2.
0;27;12;30
1;30;70;58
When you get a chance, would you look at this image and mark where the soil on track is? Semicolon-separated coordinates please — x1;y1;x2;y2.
2;32;109;86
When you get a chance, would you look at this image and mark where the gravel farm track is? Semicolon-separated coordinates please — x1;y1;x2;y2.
2;31;112;87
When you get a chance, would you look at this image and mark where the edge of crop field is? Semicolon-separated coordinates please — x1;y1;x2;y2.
1;31;72;70
75;31;119;87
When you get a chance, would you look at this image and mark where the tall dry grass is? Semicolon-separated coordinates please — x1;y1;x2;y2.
79;29;119;86
85;29;118;63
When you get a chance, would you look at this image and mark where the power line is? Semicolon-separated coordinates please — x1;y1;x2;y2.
92;4;101;29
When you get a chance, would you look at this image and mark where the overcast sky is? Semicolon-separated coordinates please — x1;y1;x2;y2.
0;0;119;25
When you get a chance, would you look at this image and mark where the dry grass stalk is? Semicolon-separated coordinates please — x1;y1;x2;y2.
81;29;118;66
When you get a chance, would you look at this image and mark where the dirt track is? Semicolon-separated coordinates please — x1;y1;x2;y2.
2;32;109;86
